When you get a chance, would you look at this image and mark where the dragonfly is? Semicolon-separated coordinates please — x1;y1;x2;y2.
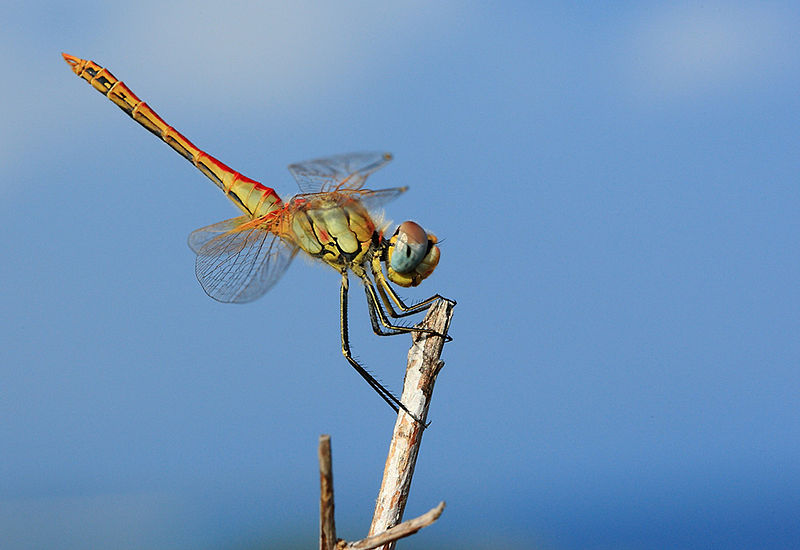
62;53;451;421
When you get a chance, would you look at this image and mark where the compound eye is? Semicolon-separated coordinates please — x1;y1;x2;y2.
390;221;428;273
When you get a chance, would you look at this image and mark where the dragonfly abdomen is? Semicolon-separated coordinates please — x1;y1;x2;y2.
62;53;281;219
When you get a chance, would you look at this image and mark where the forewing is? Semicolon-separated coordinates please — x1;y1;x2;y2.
349;187;408;211
194;219;297;303
288;151;393;193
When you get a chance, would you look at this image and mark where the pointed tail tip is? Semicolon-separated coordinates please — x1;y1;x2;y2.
61;52;82;69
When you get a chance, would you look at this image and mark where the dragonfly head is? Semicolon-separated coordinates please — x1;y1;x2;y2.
385;221;440;287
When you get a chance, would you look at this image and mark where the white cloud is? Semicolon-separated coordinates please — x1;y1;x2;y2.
111;0;453;110
624;3;797;100
0;0;461;191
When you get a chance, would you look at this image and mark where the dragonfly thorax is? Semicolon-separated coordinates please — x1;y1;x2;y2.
281;196;440;287
283;196;378;270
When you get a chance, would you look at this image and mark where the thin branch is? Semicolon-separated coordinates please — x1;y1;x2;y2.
319;434;337;550
344;501;445;550
368;299;455;548
338;501;444;550
317;300;454;550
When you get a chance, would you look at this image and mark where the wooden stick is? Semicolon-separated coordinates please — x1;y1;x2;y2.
345;501;445;550
368;299;455;548
319;434;337;550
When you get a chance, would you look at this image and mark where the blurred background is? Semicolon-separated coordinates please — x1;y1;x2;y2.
1;2;798;548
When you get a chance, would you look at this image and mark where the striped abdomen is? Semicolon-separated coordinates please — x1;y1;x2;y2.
62;53;281;219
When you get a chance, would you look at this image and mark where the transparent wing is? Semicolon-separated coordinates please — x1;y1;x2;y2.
193;217;297;303
288;151;393;193
287;187;408;218
346;186;408;211
188;216;250;253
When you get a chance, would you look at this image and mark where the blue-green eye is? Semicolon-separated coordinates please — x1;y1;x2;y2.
390;221;428;273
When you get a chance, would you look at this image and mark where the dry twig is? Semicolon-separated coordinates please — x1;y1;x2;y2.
344;502;445;550
318;299;455;550
319;435;337;550
368;299;455;547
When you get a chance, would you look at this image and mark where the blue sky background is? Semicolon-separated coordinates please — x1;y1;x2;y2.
2;2;799;549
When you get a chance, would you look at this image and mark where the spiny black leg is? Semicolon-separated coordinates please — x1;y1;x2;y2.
339;273;426;425
376;274;441;317
340;274;398;410
371;258;454;318
362;275;442;338
363;284;406;337
365;272;453;342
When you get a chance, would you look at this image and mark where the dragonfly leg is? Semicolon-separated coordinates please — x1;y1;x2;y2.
361;274;443;339
371;256;454;318
340;273;426;425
